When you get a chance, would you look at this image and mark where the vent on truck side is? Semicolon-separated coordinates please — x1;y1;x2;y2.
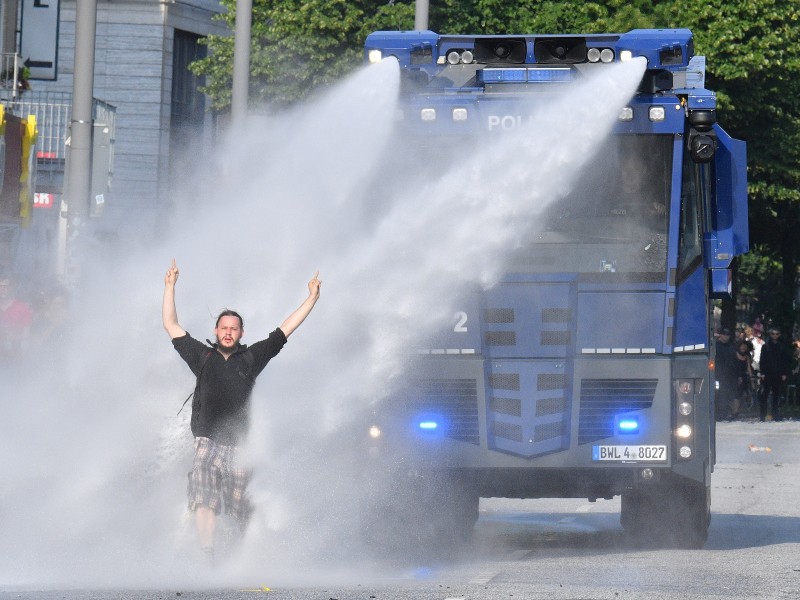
578;379;657;444
414;378;480;444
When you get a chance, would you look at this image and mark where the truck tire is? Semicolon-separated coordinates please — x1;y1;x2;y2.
621;481;710;549
358;472;479;554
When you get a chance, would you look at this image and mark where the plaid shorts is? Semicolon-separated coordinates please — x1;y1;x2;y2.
187;437;253;525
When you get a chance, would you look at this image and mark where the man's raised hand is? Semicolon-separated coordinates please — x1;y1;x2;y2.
308;270;322;298
165;259;180;286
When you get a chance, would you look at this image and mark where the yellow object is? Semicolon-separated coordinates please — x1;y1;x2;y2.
19;114;38;224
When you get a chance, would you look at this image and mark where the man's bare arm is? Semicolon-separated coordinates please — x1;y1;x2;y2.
163;259;187;339
280;271;322;338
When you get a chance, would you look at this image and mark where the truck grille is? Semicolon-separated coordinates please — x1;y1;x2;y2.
414;378;480;445
578;378;657;444
487;364;570;458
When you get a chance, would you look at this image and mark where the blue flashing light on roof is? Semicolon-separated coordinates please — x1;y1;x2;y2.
480;68;527;83
527;68;572;82
479;67;572;84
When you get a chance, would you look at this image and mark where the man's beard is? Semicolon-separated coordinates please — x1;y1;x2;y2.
216;336;239;350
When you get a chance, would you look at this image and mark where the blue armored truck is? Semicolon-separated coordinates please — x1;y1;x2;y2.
361;29;748;549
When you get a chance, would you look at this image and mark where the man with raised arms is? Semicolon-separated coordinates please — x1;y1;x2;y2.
162;260;321;560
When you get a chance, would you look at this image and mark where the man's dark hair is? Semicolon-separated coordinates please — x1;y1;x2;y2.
216;309;244;329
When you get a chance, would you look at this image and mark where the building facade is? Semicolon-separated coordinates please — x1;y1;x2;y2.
0;0;228;277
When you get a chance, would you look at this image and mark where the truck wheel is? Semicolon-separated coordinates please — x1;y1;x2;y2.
358;473;479;554
620;490;650;544
357;478;419;554
672;481;710;549
406;475;479;548
438;487;480;543
620;482;710;549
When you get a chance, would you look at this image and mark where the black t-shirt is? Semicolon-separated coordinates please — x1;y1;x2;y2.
172;327;287;445
760;339;790;378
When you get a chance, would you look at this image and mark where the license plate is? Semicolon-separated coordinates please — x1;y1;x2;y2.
592;445;667;462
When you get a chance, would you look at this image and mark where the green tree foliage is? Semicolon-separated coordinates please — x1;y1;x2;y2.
738;246;789;329
426;0;677;37
190;0;415;110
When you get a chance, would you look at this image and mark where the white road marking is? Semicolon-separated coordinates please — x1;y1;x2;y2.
468;572;499;584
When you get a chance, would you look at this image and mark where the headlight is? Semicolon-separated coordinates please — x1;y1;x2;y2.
420;108;436;121
369;425;382;439
674;378;698;461
368;49;383;64
649;106;666;122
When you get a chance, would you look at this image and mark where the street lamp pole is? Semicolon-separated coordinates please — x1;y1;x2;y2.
231;0;252;125
415;0;429;30
62;0;97;281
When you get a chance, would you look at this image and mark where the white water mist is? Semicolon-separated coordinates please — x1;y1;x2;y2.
0;56;645;588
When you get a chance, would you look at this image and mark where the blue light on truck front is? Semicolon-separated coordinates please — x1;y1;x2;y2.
618;417;639;434
419;421;438;430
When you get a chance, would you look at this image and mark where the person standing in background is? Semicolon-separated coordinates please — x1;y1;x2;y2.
759;326;791;422
0;275;33;364
750;320;765;379
732;339;752;420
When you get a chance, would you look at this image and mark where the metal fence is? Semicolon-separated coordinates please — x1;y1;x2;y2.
13;91;71;160
0;53;21;101
10;91;116;160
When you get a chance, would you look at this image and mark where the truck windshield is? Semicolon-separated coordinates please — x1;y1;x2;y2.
512;134;672;276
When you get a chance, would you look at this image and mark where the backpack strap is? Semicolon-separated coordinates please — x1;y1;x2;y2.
176;390;193;416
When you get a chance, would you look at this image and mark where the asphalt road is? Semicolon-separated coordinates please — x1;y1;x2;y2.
2;420;799;600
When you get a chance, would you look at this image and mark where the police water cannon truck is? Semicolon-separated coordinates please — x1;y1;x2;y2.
360;29;747;549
